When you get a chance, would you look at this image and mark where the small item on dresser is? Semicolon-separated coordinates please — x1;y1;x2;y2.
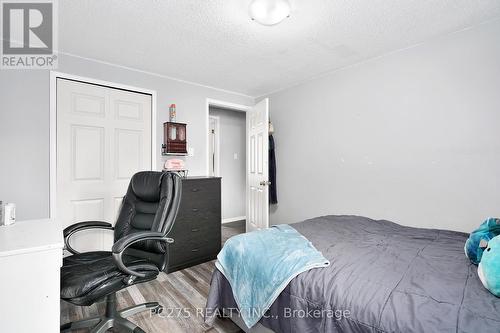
2;203;16;226
169;104;176;122
164;159;188;177
164;158;185;170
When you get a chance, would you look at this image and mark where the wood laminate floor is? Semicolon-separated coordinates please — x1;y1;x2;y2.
61;221;246;333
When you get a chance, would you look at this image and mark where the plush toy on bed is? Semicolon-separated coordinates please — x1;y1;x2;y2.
465;218;500;265
465;217;500;297
478;236;500;297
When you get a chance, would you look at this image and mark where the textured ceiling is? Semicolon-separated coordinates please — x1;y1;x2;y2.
59;0;500;97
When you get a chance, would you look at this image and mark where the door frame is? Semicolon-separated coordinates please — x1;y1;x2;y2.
49;71;158;219
208;115;221;177
206;98;251;225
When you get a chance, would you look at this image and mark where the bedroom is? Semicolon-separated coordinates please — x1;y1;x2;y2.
0;1;499;332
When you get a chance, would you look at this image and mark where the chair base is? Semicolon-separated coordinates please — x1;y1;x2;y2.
61;293;163;333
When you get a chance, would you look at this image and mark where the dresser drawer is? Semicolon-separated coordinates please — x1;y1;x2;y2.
169;220;219;243
178;199;219;215
168;234;221;266
182;179;220;202
171;203;220;234
174;209;219;229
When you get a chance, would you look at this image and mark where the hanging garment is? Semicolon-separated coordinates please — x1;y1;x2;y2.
269;134;278;204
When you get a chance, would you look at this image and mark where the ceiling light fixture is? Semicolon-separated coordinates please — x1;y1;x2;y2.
249;0;291;26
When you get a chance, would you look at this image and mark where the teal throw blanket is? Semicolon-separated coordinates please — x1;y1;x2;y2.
215;224;330;328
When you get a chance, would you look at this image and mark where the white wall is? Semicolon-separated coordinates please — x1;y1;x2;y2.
209;107;246;221
267;19;500;233
0;54;253;221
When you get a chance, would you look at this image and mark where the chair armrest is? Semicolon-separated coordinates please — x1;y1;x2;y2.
112;231;174;278
63;221;114;255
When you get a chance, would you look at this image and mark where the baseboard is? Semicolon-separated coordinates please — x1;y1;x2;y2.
222;216;246;224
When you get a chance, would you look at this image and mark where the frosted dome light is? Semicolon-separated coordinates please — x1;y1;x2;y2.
249;0;291;26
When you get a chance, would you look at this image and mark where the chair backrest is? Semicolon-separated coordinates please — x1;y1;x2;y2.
114;171;182;254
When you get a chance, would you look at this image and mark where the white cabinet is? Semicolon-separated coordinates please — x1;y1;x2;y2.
0;219;63;332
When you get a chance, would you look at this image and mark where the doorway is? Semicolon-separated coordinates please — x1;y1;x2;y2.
209;105;247;224
206;98;270;232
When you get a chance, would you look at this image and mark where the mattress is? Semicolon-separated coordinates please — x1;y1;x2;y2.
206;215;500;332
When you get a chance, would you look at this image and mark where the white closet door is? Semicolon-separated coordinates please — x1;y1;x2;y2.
56;79;152;252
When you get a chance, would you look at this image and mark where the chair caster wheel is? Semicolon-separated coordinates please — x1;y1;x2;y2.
151;305;163;315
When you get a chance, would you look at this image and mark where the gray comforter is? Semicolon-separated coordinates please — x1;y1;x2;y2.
206;215;500;332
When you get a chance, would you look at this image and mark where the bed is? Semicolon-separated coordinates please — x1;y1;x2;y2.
206;215;500;333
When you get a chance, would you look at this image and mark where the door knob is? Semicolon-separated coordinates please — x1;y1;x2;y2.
259;181;271;186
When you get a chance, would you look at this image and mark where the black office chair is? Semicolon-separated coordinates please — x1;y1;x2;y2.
60;171;182;333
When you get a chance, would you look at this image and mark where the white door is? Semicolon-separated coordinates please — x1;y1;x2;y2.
56;78;152;252
246;98;269;232
209;116;220;177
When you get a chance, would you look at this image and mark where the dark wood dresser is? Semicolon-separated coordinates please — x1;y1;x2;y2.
166;177;221;273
